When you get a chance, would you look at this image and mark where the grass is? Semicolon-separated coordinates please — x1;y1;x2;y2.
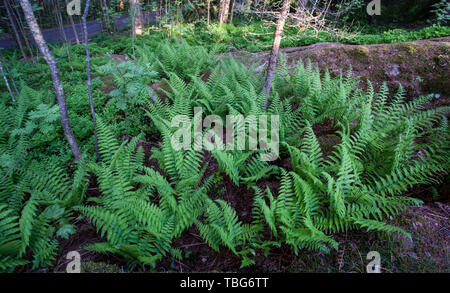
88;21;450;56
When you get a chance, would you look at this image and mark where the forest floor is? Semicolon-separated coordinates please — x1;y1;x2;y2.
53;181;449;273
47;38;450;273
232;36;450;102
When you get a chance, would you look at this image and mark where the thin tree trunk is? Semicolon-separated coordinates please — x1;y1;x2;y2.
295;0;308;25
207;0;211;25
219;0;231;23
100;0;111;34
130;0;144;35
19;0;82;161
0;51;19;96
65;0;80;44
159;0;162;28
54;0;74;71
0;60;16;103
5;0;27;61
82;0;100;161
263;0;291;103
9;0;36;63
131;1;136;58
229;0;235;24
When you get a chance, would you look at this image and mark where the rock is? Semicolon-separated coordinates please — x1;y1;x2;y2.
386;64;400;77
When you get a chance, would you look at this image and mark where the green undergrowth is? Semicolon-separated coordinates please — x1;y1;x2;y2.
88;22;450;55
0;39;448;273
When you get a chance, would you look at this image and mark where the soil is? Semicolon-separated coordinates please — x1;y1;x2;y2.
232;37;450;102
54;40;449;273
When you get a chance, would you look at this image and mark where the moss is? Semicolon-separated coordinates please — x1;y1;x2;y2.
402;43;420;54
349;46;370;57
81;261;123;273
440;42;450;54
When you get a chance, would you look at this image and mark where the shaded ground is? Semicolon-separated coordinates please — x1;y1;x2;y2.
53;192;449;273
233;37;450;102
47;40;449;273
52;136;449;273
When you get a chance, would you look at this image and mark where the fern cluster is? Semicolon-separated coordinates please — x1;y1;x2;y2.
1;41;448;271
77;44;448;268
75;117;211;267
0;157;89;272
136;40;217;81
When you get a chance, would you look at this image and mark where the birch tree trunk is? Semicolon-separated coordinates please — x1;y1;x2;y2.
295;0;308;25
0;59;16;103
9;0;36;63
82;0;100;161
65;0;80;44
219;0;231;23
229;0;235;24
54;0;74;71
130;0;144;35
100;0;112;34
263;0;291;102
19;0;82;161
207;0;211;25
0;51;19;96
5;0;28;61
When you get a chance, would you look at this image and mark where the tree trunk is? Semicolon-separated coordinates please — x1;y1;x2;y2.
19;0;82;161
295;0;308;25
82;0;100;161
219;0;231;23
130;0;144;35
54;0;74;71
263;0;291;103
159;0;162;28
229;0;235;24
65;0;80;44
100;0;112;34
0;51;19;96
207;0;211;25
0;59;16;103
5;0;28;61
9;0;36;63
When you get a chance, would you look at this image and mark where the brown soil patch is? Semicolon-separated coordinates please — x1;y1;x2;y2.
233;37;450;100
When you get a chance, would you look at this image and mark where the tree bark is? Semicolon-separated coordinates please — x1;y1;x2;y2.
82;0;100;161
130;0;144;57
9;0;36;63
263;0;291;103
5;0;28;61
65;0;80;44
54;0;74;71
295;0;308;25
0;59;16;103
130;0;144;35
219;0;231;23
229;0;235;24
100;0;112;34
207;0;211;25
19;0;82;161
0;51;19;96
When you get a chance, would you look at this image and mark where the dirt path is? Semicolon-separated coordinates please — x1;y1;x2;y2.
233;37;450;100
0;12;159;49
